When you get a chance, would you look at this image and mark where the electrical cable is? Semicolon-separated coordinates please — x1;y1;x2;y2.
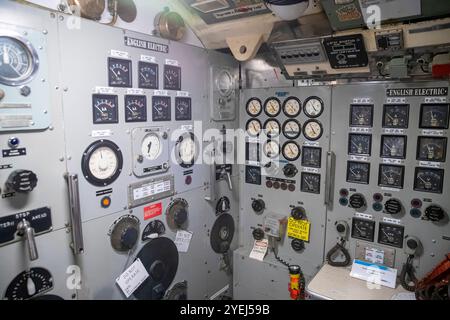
326;239;351;267
273;246;306;300
400;255;418;292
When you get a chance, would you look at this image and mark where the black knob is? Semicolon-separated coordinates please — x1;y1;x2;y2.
384;199;403;215
252;199;265;214
349;194;366;210
283;164;298;178
291;239;305;252
336;223;346;234
252;228;265;241
291;207;305;220
425;205;445;222
6;170;38;193
406;239;418;250
173;208;188;227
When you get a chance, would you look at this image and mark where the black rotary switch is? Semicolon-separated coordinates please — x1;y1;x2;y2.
167;199;189;229
283;164;298;178
349;193;366;210
6;170;38;193
252;228;265;241
424;205;445;222
384;199;403;215
173;207;188;227
291;239;305;252
252;199;265;214
120;227;139;250
291;207;305;220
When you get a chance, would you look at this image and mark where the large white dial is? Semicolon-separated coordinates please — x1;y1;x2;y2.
303;120;323;141
264;140;280;158
283;97;301;117
282;141;300;161
179;134;196;164
264;98;281;117
304;97;324;118
264;119;280;138
246;98;262;116
88;146;119;180
246;119;262;137
141;133;162;160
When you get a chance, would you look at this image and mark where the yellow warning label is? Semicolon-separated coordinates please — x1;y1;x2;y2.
287;217;311;242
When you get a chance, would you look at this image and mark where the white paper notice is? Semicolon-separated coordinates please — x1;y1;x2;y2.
116;259;149;298
249;239;268;262
350;259;397;289
174;230;193;253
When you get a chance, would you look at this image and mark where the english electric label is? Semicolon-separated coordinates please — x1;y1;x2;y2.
124;36;169;54
386;87;448;97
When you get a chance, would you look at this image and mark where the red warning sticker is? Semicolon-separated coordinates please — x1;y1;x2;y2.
144;203;162;220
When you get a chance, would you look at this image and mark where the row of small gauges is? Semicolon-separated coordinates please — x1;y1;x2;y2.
108;57;181;91
245;96;325;141
351;217;406;248
92;94;191;123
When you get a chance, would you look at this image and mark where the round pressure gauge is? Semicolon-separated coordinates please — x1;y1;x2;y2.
283;120;301;139
264;119;280;138
303;120;323;141
304;97;324;118
283;97;301;117
0;33;39;86
246;119;262;137
141;133;162;160
246;98;262;117
176;132;197;168
82;140;123;186
263;140;280;158
282;141;301;161
264;98;281;117
216;69;234;97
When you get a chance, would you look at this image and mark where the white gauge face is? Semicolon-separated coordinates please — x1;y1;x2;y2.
141;133;162;160
246;99;262;116
216;70;234;97
264;98;281;117
304;98;324;118
283;120;301;139
179;135;196;164
0;36;36;85
246;119;262;136
303;121;323;141
264;140;280;158
283;142;300;161
264;120;280;137
88;146;119;180
283;98;301;117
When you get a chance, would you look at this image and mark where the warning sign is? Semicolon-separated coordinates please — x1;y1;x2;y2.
144;203;162;220
287;218;311;242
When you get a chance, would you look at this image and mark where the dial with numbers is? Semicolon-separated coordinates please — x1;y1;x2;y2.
108;57;132;87
379;164;404;189
163;65;181;91
420;104;449;129
304;97;324;118
414;168;444;194
246;98;262;116
282;141;300;161
264;119;280;138
283;120;301;139
378;223;404;248
350;105;373;127
176;132;196;168
263;140;280;158
141;133;162;161
175;97;192;121
383;105;409;128
351;218;375;242
301;173;321;194
245;166;261;185
125;95;147;122
152;96;171;121
348;134;372;156
264;98;281;117
302;147;321;168
303;120;323;141
92;94;118;124
381;135;406;159
417;137;447;162
138;61;158;89
347;161;370;184
283;97;301;117
246;119;262;137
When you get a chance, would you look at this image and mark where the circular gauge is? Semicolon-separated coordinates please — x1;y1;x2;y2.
283;97;301;117
141;133;162;160
246;119;262;137
264;119;280;138
82;140;123;186
263;140;280;158
216;70;234;97
303;120;323;141
264;97;281;117
282;141;301;161
0;34;39;86
176;132;197;168
246;98;262;117
283;120;301;139
304;97;324;118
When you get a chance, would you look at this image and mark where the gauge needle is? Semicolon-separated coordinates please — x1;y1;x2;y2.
3;44;10;65
153;106;163;115
95;106;106;116
418;175;427;184
109;67;119;79
147;142;152;154
387;113;395;121
126;106;136;116
351;141;360;149
384;143;392;150
140;72;148;81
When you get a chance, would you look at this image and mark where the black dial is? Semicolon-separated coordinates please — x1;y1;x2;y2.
348;134;372;156
141;220;166;241
378;223;404;248
138;61;158;89
420;104;449;129
378;164;404;189
245;166;261;185
350;105;373;127
283;120;301;139
417;137;447;162
108;57;132;87
381;135;406;159
152;96;171;121
383;105;409;128
163;65;181;91
4;268;53;300
175;97;192;121
302;147;321;168
301;172;321;194
92;94;118;124
351;218;375;242
125;95;147;122
347;161;370;184
414;168;444;194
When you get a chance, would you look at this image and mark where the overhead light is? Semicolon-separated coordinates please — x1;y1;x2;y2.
265;0;310;21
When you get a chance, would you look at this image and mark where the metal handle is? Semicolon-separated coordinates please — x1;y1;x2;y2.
17;219;38;261
324;151;335;208
224;171;233;191
204;139;217;202
66;173;84;254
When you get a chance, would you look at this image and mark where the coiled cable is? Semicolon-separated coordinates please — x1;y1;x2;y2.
326;239;351;267
400;255;418;292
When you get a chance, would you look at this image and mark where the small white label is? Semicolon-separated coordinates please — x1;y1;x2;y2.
126;88;144;95
425;97;447;103
176;91;190;97
249;239;268;262
303;141;320;147
133;180;171;201
386;97;407;104
174;230;193;253
181;125;193;131
355;212;373;220
349;127;372;133
111;50;129;59
383;217;402;225
165;59;179;66
421;130;445;136
381;187;400;192
382;158;404;165
94;86;115;94
115;259;149;298
140;55;156;63
350;259;397;289
365;247;385;265
302;167;320;174
91;130;112;138
353;98;373;104
154;90;169;96
382;128;406;135
350;155;370;162
419;161;442;169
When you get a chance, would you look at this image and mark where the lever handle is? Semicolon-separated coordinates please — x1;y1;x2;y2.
65;173;84;254
224;171;233;191
17;219;38;261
